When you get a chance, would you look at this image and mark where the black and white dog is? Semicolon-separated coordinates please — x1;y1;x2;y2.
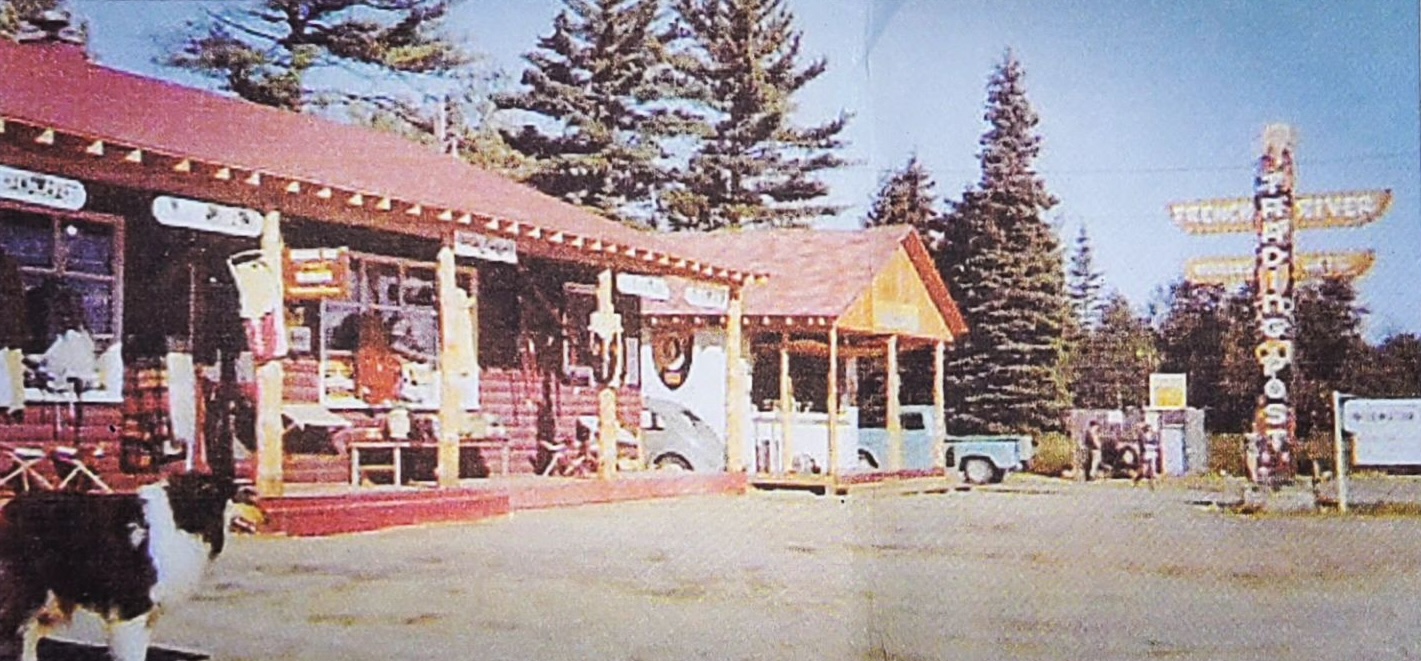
0;473;259;661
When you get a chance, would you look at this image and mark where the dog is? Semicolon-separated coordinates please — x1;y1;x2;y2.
0;472;259;661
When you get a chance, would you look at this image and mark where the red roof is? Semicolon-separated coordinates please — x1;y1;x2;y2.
0;40;751;279
651;226;968;336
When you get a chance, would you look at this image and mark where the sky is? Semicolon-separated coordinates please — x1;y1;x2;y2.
70;0;1421;340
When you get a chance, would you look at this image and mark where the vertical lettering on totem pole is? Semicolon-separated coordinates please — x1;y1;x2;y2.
1253;124;1297;482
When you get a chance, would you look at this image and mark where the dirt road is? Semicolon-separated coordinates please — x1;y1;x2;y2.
62;477;1421;660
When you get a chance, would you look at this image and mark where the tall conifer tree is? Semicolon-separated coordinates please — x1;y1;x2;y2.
1066;224;1105;331
496;0;676;225
165;0;468;113
662;0;848;230
938;51;1068;434
863;155;942;244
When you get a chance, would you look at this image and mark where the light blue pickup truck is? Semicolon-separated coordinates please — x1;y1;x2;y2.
857;405;1035;484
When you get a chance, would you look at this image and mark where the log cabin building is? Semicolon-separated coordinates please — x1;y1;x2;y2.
0;29;762;496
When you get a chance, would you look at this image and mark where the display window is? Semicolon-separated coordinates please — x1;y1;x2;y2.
0;201;123;403
306;252;470;409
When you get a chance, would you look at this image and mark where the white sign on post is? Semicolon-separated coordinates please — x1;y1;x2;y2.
1343;398;1421;466
152;196;263;237
0;165;86;210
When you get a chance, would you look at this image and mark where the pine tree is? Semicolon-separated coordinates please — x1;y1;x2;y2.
1215;283;1261;432
0;0;83;42
939;51;1068;434
1155;280;1228;419
496;0;677;226
1350;334;1421;398
1065;224;1105;331
662;0;848;230
863;155;942;242
1073;293;1157;410
165;0;468;113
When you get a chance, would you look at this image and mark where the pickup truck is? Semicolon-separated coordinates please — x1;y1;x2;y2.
857;405;1035;484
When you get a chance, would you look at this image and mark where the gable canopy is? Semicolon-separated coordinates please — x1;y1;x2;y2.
0;39;761;284
648;226;968;344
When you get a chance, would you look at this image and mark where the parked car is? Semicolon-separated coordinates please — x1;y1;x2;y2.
945;435;1036;484
856;405;939;470
640;398;726;472
857;405;1035;483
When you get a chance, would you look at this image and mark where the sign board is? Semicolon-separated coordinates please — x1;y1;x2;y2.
0;164;86;211
1343;398;1421;466
284;247;351;300
1169;189;1392;234
616;273;670;301
1185;250;1376;286
1149;373;1188;410
683;283;729;311
453;230;517;264
151;195;263;237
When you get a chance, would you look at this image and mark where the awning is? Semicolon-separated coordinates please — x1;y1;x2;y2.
283;404;353;430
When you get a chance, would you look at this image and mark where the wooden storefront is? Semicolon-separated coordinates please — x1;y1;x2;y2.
0;35;760;496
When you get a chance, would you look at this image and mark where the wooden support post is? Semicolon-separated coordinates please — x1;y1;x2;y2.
933;340;947;470
827;327;840;478
434;246;462;488
595;268;620;480
779;331;794;474
886;335;902;472
255;210;285;497
725;286;746;473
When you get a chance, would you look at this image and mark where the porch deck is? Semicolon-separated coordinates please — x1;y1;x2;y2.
261;471;750;536
749;468;954;496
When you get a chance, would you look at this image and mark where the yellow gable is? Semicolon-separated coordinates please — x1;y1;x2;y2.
837;246;955;342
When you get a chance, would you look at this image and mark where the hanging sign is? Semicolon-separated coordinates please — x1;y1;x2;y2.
1185;250;1376;286
616;273;670;300
453;230;518;264
1169;189;1392;234
151;196;263;237
1148;373;1188;410
284;247;351;300
684;283;729;311
0;164;86;210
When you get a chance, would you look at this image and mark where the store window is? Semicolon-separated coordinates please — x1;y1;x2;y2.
314;253;470;409
0;202;123;402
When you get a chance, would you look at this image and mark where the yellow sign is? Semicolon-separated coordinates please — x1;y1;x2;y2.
1168;189;1392;234
1184;250;1375;286
1149;373;1187;410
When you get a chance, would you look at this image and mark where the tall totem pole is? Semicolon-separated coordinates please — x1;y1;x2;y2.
1252;124;1298;482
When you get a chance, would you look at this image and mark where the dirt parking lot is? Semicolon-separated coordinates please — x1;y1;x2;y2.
60;476;1421;660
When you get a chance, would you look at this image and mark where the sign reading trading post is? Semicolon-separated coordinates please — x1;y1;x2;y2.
1252;124;1298;480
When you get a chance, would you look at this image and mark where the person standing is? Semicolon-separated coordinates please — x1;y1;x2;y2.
1083;420;1103;482
1134;422;1160;488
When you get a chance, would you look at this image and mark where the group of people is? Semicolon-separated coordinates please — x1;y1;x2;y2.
1080;419;1162;486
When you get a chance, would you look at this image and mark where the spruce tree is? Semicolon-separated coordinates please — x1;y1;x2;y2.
496;0;676;226
1155;280;1227;419
939;51;1069;434
863;155;942;243
1215;283;1262;432
1292;275;1367;438
662;0;848;230
0;0;82;42
165;0;468;113
1073;293;1157;410
1066;224;1105;331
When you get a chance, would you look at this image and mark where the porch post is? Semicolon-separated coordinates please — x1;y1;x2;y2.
827;326;840;478
724;285;746;472
594;268;620;480
779;331;794;474
254;210;285;497
886;335;902;472
434;246;462;488
933;340;947;470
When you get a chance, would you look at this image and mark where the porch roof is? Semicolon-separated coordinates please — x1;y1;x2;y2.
648;226;968;341
0;39;761;284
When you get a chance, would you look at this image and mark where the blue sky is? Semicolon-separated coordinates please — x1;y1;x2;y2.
72;0;1421;339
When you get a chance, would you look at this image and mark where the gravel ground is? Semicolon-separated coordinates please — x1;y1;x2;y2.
55;476;1421;660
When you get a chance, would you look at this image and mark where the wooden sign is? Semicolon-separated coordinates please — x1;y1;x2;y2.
1169;189;1392;234
284;247;351;300
0;164;86;210
453;230;517;264
1185;250;1376;286
684;283;729;311
1149;373;1187;410
616;273;671;300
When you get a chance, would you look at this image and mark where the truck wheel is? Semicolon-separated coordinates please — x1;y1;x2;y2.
962;457;997;485
654;454;692;472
